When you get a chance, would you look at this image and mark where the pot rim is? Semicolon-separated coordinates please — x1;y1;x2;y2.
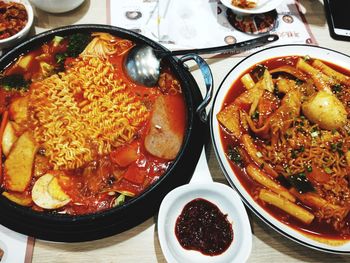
0;24;205;239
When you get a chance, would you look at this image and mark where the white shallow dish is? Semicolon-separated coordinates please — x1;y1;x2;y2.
30;0;84;13
210;44;350;253
0;0;33;49
158;182;252;263
221;0;284;15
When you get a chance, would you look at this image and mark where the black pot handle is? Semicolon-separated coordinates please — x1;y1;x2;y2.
179;54;213;123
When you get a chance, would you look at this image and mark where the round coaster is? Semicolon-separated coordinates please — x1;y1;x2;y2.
226;8;278;35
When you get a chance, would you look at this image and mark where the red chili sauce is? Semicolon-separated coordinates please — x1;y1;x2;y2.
0;1;28;40
175;198;233;256
219;56;350;240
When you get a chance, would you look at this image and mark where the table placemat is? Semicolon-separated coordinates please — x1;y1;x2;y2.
0;225;34;263
107;0;316;55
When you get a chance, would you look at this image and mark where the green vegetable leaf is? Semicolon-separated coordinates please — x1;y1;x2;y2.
276;174;292;189
251;64;268;80
295;79;303;85
55;52;68;64
251;111;259;120
289;173;314;193
330;141;344;155
331;83;342;94
291;150;298;159
227;146;243;167
67;33;91;58
290;146;304;159
0;74;29;91
306;165;313;173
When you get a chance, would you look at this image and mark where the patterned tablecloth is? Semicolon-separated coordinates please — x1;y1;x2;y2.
0;225;33;263
109;0;316;54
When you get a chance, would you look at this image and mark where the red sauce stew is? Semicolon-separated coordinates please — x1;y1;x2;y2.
0;33;186;215
220;56;350;240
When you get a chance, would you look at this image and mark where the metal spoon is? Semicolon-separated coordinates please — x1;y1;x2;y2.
124;34;279;87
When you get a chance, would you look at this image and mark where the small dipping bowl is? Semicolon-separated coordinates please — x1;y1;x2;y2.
221;0;284;15
0;0;33;49
157;181;252;263
30;0;84;13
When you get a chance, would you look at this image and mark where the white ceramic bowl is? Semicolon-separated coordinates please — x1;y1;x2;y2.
210;44;350;254
0;0;33;49
221;0;284;15
158;182;252;263
30;0;84;13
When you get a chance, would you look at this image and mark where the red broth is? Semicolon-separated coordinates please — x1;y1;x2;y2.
0;33;187;215
219;55;350;240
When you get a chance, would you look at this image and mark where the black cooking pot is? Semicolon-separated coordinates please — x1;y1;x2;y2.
0;25;212;242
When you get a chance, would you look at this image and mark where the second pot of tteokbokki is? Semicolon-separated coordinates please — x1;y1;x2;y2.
0;25;211;241
211;45;350;253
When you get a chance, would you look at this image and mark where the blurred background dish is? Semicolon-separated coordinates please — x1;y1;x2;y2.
30;0;84;13
0;0;33;49
221;0;284;15
226;8;278;35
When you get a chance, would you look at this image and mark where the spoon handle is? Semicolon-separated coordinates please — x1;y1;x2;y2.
159;34;279;57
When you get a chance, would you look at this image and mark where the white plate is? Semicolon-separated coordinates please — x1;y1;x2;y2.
210;44;350;253
157;182;252;263
30;0;84;13
221;0;284;15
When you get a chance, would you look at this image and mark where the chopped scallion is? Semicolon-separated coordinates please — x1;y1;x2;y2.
303;55;311;61
310;131;319;137
324;167;332;174
114;194;126;206
306;165;313;173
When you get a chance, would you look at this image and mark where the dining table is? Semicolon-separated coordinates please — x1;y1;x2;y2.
20;0;350;262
